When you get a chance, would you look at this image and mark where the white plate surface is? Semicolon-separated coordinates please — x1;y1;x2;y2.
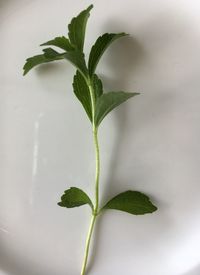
1;0;200;274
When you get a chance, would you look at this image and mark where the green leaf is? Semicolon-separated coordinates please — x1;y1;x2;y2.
73;70;92;121
102;190;157;215
23;48;65;75
94;91;139;126
58;187;93;210
92;74;103;100
40;36;74;51
88;32;128;75
63;50;88;78
68;4;93;51
42;47;64;58
23;47;88;77
23;54;49;75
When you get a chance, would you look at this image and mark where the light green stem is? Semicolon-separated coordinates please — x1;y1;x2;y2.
81;81;100;275
93;128;100;213
81;214;97;275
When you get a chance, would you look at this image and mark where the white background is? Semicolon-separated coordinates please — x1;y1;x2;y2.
1;0;200;274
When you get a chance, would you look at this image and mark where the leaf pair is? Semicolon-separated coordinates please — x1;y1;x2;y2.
73;31;139;127
23;5;93;77
58;187;157;215
73;71;139;125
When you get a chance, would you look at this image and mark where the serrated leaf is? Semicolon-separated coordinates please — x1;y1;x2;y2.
102;191;157;215
94;91;139;126
63;50;88;78
23;47;88;77
73;70;92;121
88;32;128;75
40;36;74;51
68;4;93;51
58;187;93;210
42;47;64;58
23;48;65;75
92;74;103;100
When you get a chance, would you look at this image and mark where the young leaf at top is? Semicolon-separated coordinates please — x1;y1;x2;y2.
58;187;93;210
73;70;92;121
102;191;157;215
40;36;75;51
68;4;93;51
94;91;139;127
88;32;128;76
23;48;65;75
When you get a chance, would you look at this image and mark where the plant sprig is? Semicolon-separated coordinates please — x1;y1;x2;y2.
23;4;157;275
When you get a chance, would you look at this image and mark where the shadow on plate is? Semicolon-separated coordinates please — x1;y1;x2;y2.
182;265;200;275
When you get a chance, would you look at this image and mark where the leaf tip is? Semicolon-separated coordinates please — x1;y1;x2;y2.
23;62;29;76
129;92;140;98
86;4;94;12
57;201;66;207
152;204;158;212
118;32;129;38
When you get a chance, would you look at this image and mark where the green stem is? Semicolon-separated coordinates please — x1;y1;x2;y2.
81;214;97;275
80;80;100;275
93;128;100;213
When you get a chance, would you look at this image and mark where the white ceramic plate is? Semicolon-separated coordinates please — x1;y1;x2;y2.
1;0;200;274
